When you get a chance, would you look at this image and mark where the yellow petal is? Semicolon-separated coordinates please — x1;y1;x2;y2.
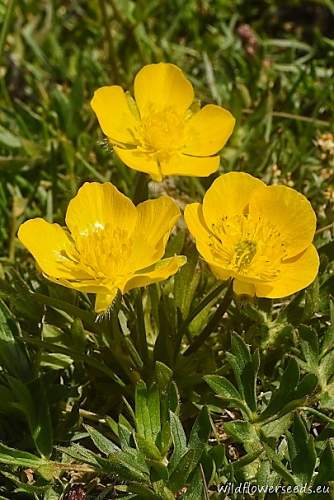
95;290;118;313
114;147;162;180
184;203;216;264
203;172;266;229
233;279;256;296
65;182;137;241
162;153;220;177
18;218;89;280
48;277;111;294
209;264;231;282
184;203;209;241
249;185;317;258
255;245;319;299
130;197;180;270
91;86;138;145
134;63;194;116
122;256;186;293
183;104;235;156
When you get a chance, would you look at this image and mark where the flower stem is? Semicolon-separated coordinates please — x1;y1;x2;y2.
184;281;233;356
182;283;226;328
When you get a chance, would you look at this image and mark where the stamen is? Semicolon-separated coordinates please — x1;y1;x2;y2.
75;224;133;280
208;212;286;282
233;240;257;270
134;107;186;159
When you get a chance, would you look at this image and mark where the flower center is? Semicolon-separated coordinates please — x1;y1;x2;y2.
75;223;133;281
209;213;287;282
135;107;186;159
233;239;257;270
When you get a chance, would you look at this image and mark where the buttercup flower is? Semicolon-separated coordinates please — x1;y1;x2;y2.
91;63;235;181
185;172;319;298
18;182;186;313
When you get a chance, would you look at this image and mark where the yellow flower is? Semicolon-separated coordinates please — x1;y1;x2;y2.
18;182;186;313
91;63;235;181
185;172;319;298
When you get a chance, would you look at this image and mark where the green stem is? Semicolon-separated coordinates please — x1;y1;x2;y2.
316;222;334;235
182;283;226;328
300;406;334;426
242;108;330;127
184;281;233;356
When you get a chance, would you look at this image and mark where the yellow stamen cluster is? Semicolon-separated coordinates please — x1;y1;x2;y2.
135;108;186;160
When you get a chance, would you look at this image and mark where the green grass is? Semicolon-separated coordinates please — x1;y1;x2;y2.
0;0;334;498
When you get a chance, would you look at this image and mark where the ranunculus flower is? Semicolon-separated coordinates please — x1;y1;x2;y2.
18;182;186;313
91;63;235;181
185;172;319;298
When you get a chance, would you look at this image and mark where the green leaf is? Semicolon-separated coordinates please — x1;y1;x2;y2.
224;421;262;453
256;459;277;499
131;290;149;364
147;383;161;443
319;350;334;385
29;378;53;458
169;411;187;473
108;450;150;482
0;126;22;148
188;406;211;469
155;361;173;390
298;325;319;369
322;301;334;353
0;442;45;467
287;414;316;485
226;334;259;412
70;318;87;352
174;248;200;320
293;373;318;401
303;278;320;321
168;381;180;415
262;442;297;486
225;449;263;472
319;383;334;410
135;380;161;444
6;375;53;458
154;295;180;367
259;358;316;420
164;228;186;258
59;444;103;468
182;467;203;499
204;374;251;416
0;471;50;494
84;424;120;455
316;441;334;484
135;380;151;439
183;283;225;328
168;449;195;492
136;435;162;462
41;352;73;370
204;375;242;401
0;301;30;379
127;483;162;499
261;413;292;439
